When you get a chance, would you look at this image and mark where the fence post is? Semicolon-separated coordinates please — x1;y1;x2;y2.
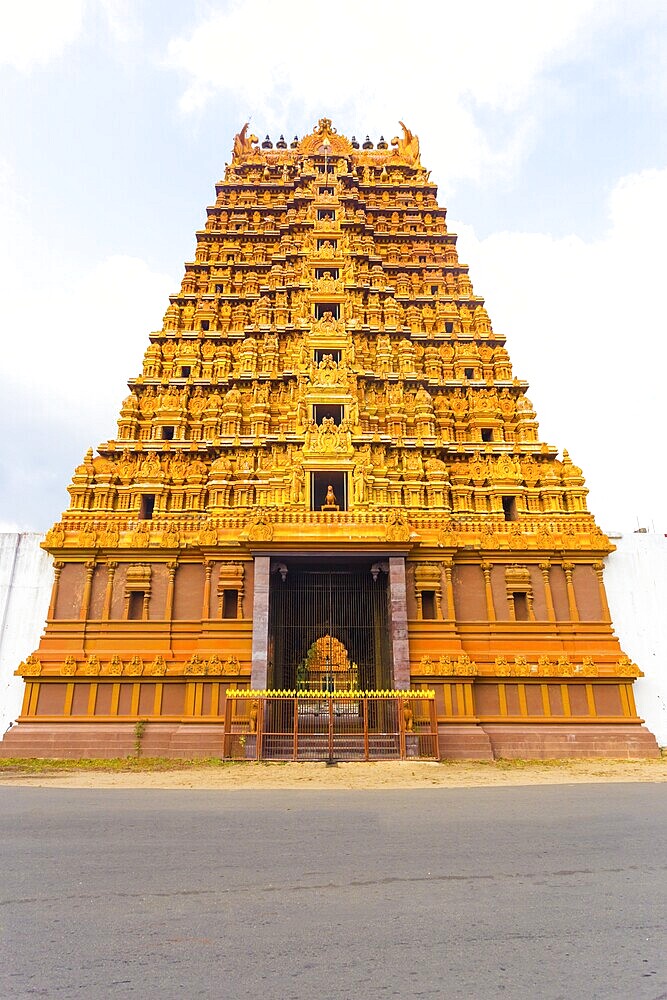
398;697;406;759
363;697;369;761
328;697;334;760
430;696;439;760
223;693;232;759
256;697;263;760
293;697;299;761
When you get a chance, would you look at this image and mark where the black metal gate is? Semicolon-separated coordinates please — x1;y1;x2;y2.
268;560;391;692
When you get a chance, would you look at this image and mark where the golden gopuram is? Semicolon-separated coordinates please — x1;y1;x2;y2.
3;119;658;760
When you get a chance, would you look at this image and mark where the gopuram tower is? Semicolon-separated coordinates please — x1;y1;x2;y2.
3;119;657;759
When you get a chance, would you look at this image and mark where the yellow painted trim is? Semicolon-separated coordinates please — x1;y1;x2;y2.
194;682;203;716
153;683;163;716
517;684;528;717
110;683;120;716
585;683;597;717
130;683;140;716
560;683;571;716
64;683;74;716
498;683;508;717
27;682;39;716
540;683;551;717
87;683;98;716
210;682;220;717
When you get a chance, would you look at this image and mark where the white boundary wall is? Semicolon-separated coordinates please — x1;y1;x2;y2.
604;533;667;746
0;534;53;738
0;532;665;746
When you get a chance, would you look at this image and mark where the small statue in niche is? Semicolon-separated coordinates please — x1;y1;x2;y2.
324;485;337;507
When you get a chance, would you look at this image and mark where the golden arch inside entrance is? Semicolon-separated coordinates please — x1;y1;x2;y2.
297;635;357;691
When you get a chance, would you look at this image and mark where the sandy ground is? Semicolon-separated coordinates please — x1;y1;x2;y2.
1;757;666;790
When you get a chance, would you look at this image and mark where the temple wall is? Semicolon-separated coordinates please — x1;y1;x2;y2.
0;531;666;747
0;534;53;738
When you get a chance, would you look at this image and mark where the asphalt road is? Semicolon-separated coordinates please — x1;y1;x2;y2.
1;783;666;1000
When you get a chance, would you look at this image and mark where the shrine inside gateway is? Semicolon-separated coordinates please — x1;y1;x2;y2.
2;119;658;761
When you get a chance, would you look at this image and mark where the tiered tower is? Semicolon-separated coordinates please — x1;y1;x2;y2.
3;119;657;759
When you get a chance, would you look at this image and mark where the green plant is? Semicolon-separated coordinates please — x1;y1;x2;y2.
133;719;148;758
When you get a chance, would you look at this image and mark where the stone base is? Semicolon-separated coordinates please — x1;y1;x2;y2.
0;721;225;760
0;719;660;761
438;724;495;761
481;723;661;759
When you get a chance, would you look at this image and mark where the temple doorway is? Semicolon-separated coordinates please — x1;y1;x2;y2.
267;558;391;691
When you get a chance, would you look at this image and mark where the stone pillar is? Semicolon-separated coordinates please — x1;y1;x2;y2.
102;561;117;620
164;561;176;620
593;561;612;622
202;560;213;619
388;556;410;690
47;561;64;620
562;561;579;622
481;561;496;621
442;558;455;622
539;561;556;622
79;560;95;620
250;555;271;690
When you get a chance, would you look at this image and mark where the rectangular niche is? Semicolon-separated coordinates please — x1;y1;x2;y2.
313;403;343;426
310;470;347;511
314;302;340;320
314;348;341;364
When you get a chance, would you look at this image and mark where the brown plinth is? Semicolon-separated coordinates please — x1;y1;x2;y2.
0;721;225;760
4;718;658;761
320;505;340;511
481;723;660;759
438;724;495;761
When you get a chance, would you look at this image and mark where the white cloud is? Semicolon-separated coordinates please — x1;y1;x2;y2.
0;158;174;462
164;0;609;183
2;253;174;426
0;0;85;72
99;0;142;46
452;166;667;532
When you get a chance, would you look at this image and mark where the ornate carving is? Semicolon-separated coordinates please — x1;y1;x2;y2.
232;123;258;160
184;653;207;675
125;655;144;676
19;654;42;676
419;653;477;676
61;656;77;676
247;514;274;542
391;122;421;166
147;655;167;676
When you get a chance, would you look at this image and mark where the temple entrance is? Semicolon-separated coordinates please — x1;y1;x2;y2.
267;559;392;692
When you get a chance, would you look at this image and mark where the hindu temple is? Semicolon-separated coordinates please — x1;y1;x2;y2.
1;119;658;760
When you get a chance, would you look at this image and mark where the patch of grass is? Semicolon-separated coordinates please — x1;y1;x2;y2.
0;756;293;775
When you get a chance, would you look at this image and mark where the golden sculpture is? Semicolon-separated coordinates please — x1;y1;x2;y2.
1;119;657;762
232;122;258;160
392;121;421;166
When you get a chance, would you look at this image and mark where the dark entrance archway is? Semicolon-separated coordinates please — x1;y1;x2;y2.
267;558;392;691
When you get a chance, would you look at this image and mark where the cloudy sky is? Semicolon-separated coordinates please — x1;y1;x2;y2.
1;0;665;534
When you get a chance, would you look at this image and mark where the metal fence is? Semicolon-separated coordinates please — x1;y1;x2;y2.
223;691;438;761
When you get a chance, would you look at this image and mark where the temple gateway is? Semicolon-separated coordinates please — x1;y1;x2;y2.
2;120;658;760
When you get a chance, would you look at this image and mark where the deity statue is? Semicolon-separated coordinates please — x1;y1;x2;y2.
324;485;337;507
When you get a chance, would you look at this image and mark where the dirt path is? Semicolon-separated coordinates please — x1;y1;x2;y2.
1;757;666;790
